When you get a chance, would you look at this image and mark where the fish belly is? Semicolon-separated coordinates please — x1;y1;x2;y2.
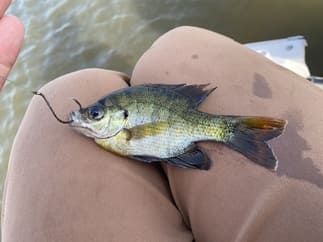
95;122;195;159
127;131;194;158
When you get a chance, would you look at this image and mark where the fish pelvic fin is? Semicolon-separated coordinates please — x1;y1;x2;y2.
226;117;287;171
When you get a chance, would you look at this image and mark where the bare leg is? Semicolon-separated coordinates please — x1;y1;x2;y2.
2;69;193;241
132;27;323;242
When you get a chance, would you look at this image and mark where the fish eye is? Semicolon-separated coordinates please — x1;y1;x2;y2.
88;106;104;120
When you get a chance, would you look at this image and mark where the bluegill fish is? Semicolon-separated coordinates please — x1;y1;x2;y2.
34;84;287;170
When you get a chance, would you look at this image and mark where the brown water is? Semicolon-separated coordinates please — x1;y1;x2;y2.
1;0;322;207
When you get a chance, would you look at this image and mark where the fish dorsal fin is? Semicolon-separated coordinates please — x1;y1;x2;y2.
141;84;216;109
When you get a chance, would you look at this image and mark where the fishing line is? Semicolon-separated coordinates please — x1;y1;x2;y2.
32;91;73;124
0;76;14;87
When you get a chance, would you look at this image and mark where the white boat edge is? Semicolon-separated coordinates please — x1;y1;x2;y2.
245;36;323;89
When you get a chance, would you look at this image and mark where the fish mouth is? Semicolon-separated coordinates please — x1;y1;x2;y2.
69;111;123;139
69;111;101;138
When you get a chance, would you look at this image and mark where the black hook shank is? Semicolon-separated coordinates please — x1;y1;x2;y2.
32;91;73;124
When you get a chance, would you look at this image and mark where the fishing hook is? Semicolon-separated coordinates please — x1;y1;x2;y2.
71;98;83;110
32;91;73;124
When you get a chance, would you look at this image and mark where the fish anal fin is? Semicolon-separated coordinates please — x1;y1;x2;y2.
130;155;161;164
130;147;211;170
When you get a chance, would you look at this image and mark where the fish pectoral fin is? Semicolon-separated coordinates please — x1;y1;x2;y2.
128;122;169;140
166;147;211;170
124;128;132;141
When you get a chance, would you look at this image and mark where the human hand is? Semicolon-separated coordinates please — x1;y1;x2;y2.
0;0;24;89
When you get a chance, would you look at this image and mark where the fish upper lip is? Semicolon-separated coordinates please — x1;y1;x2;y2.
69;111;76;120
69;111;83;125
68;112;86;128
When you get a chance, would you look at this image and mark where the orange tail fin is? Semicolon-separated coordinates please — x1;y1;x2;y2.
226;117;287;171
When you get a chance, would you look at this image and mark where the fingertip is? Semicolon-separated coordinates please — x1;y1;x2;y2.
0;15;24;64
3;14;24;33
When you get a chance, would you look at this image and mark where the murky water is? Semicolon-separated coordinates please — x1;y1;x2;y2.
1;0;322;208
